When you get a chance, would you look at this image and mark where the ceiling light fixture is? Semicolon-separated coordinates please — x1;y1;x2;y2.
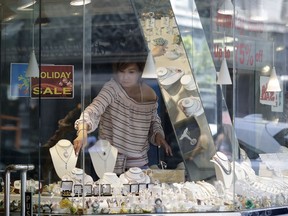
70;0;91;6
218;0;234;15
26;0;39;78
250;0;267;21
0;4;16;22
17;0;36;11
261;65;270;73
266;42;281;92
35;8;50;26
26;50;39;77
142;51;156;78
217;57;232;85
217;33;232;85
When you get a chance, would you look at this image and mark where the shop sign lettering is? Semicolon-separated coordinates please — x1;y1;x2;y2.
25;192;32;216
31;65;74;99
259;76;276;106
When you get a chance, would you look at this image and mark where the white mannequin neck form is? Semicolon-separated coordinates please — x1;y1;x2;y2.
211;151;233;189
88;139;118;179
49;139;78;179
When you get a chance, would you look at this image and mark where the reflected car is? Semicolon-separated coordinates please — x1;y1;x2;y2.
235;114;288;159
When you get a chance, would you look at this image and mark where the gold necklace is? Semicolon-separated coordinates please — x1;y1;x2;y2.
55;145;73;169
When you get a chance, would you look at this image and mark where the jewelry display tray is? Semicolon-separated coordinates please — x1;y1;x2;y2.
3;193;288;216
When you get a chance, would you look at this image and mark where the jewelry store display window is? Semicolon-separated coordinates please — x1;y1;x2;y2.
0;0;287;215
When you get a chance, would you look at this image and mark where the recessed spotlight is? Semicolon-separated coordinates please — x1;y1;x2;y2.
70;0;91;6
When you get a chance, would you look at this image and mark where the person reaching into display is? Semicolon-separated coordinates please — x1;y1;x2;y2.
73;61;173;174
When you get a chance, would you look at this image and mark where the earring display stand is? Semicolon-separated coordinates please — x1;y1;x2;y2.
88;139;118;179
49;139;78;179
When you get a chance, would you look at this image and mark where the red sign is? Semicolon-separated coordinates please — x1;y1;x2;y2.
31;65;74;99
215;13;233;28
213;39;267;71
259;76;276;106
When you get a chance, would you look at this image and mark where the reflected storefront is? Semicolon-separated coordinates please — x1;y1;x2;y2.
0;0;287;215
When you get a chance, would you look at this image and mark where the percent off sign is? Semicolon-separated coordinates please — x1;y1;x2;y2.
213;42;264;68
235;43;263;67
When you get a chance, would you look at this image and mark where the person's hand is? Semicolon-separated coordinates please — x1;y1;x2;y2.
73;129;87;156
155;133;173;156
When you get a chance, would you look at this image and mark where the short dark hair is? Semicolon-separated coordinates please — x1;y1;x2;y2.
112;62;145;73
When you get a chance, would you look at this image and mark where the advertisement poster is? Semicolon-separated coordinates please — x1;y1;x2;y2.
271;92;283;112
259;76;282;110
30;65;74;99
10;64;74;99
10;63;30;97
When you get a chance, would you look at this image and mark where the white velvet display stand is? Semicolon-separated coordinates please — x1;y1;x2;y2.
234;161;246;181
49;139;78;179
119;167;151;184
63;168;94;184
88;139;118;179
210;151;233;189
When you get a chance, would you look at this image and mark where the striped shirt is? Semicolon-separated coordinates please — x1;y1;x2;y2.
75;79;164;170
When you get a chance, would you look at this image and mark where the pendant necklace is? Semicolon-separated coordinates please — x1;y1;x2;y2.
96;145;111;171
58;144;71;158
55;144;73;169
63;149;69;158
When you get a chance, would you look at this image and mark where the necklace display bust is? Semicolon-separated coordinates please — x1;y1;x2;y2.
210;151;232;189
49;139;78;179
119;167;150;184
88;139;118;179
62;168;94;185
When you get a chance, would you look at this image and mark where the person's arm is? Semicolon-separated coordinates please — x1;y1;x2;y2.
73;81;115;155
73;122;88;156
74;83;115;132
148;104;173;156
142;84;172;156
155;132;173;156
